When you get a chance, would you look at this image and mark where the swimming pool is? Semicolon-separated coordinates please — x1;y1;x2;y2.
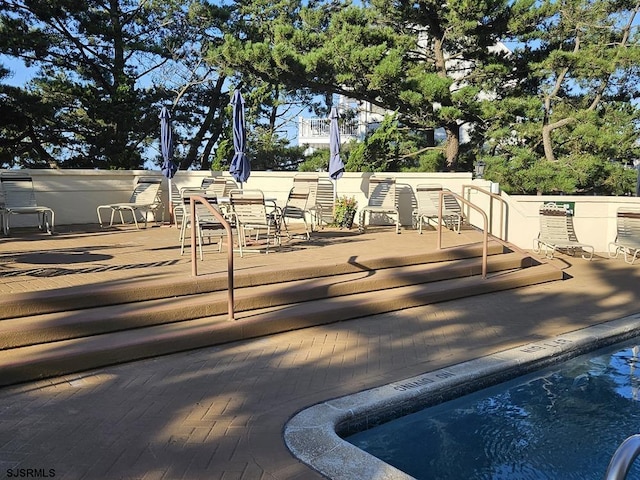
284;313;640;480
346;336;640;479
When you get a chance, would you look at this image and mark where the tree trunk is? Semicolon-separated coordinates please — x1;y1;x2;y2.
444;122;460;169
541;124;556;163
542;117;575;162
183;78;226;170
434;37;460;169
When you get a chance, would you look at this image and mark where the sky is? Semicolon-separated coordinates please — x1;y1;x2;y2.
1;55;34;87
1;53;303;170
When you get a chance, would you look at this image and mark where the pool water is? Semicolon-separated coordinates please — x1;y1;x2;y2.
346;339;640;480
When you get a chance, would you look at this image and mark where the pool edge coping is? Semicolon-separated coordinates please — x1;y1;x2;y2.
284;313;640;480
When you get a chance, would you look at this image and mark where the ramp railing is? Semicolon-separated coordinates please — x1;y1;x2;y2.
436;191;489;279
605;434;640;480
189;195;235;321
462;184;508;241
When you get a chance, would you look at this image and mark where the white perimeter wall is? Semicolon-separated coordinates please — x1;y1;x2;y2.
1;169;638;253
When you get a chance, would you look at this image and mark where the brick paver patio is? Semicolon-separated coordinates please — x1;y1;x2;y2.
0;224;639;479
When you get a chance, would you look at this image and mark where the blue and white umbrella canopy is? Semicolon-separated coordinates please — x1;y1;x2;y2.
329;107;345;181
160;106;177;221
160;106;177;179
229;89;250;184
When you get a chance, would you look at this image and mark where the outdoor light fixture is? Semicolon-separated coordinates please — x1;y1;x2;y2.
474;160;486;179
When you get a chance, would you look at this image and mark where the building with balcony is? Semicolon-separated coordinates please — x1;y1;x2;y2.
297;39;510;153
297;95;388;153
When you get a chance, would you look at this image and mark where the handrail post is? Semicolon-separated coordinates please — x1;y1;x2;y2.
438;190;489;279
190;199;197;277
462;184;508;241
436;194;443;250
188;195;235;321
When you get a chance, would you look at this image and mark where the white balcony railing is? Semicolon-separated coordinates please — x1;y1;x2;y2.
301;118;359;137
298;117;360;147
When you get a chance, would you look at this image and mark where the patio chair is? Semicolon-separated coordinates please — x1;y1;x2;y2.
608;207;640;264
172;177;231;229
200;176;234;196
293;173;324;230
176;186;207;235
358;176;400;234
96;177;162;229
280;186;311;240
0;173;55;235
179;193;232;260
229;189;281;256
533;203;594;260
413;184;463;234
169;181;184;228
413;184;440;234
316;178;336;227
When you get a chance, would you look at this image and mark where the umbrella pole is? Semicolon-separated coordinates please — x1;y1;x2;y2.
168;178;174;225
333;179;338;227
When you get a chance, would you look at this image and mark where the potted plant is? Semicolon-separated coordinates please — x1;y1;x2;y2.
333;195;358;229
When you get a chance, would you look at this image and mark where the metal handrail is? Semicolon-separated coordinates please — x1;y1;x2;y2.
437;190;489;279
605;434;640;480
189;195;235;321
461;184;507;241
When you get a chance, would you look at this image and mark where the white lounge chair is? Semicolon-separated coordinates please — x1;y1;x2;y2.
358;176;400;234
608;207;640;264
229;189;281;256
179;192;231;260
413;184;463;234
0;173;55;235
96;177;162;229
280;186;311;240
201;176;237;197
172;177;232;229
316;178;335;227
533;203;594;260
293;173;324;230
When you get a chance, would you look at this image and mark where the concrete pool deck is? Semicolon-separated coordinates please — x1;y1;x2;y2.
285;313;640;480
1;224;640;479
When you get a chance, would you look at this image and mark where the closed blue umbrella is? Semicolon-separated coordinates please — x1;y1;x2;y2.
229;89;250;185
329;107;345;205
160;106;177;178
329;107;344;181
160;106;177;222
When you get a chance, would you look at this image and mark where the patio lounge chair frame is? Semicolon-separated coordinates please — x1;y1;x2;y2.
178;187;208;247
315;178;335;227
358;176;400;234
180;193;233;260
0;173;55;235
172;177;234;229
413;184;463;234
280;186;311;240
229;189;281;256
293;173;325;231
533;202;594;260
200;176;237;196
608;207;640;264
96;177;163;229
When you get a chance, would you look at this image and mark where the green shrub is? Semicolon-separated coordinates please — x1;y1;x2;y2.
333;195;358;228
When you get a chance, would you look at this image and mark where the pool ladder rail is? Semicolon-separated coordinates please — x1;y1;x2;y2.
605;434;640;479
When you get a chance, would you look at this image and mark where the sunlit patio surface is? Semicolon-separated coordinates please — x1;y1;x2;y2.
0;221;482;295
0;222;639;479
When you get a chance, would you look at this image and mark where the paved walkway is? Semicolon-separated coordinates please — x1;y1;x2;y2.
0;224;639;479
